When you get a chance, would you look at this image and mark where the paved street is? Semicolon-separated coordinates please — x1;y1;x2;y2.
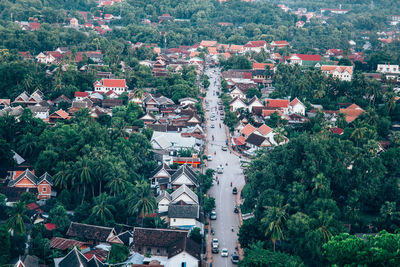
204;67;245;267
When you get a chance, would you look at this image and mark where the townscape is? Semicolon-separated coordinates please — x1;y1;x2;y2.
0;0;400;266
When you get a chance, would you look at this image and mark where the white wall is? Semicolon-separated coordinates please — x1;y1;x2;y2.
169;218;196;227
168;251;199;267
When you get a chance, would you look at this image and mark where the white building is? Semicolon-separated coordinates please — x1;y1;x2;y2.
93;79;128;95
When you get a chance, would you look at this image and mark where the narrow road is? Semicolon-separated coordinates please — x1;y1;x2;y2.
204;67;245;267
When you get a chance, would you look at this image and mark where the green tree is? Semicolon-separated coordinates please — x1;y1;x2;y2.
0;224;11;265
127;180;156;224
90;193;115;226
49;205;70;232
7;201;28;236
246;87;261;99
189;227;202;244
108;244;129;264
262;203;289;252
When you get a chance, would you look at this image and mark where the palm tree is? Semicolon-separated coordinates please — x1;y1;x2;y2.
53;162;72;190
312;173;330;198
91;193;114;226
73;157;93;204
128;180;156;225
7;201;29;236
17;133;37;159
350;126;367;146
105;164;128;196
132;88;144;100
273;127;287;145
261;203;289;252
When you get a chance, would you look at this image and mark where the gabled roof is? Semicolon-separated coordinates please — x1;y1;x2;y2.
265;99;289;108
171;184;199;204
262;109;283;117
245;40;267;47
171;165;199;187
246;133;267;147
133;227;188;248
168;204;199;219
9;168;38;186
50;237;89;250
50;109;70;119
289;54;322;62
241;124;257;136
38;172;53;185
252;63;273;70
229;96;247;106
150;163;173;178
248;96;263;107
321;65;353;74
157;190;171;203
200;40;217;47
339;104;365;123
66;222;115;243
54;94;72;104
59;247;89;267
289;97;304;107
257;124;272;135
75;91;89;97
101;79;127;88
168;237;201;260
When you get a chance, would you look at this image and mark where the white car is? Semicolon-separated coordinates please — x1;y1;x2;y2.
210;117;216;121
210;210;217;220
211;124;215;128
207;155;212;161
221;248;229;257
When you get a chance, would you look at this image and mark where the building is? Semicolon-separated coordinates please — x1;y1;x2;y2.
285;54;322;66
339;104;365;123
321;65;353;81
8;169;52;200
93;79;128;95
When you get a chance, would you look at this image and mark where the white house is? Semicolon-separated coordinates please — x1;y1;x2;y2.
168;204;199;229
171;184;199;205
247;96;264;112
244;40;268;53
289;98;306;115
377;64;400;78
229;87;246;99
157;191;171;213
167;238;200;267
36;52;56;65
179;97;198;106
229;97;247;112
321;65;353;81
27;106;49;119
93;79;128;95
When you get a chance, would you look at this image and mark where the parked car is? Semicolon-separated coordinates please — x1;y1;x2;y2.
207;155;213;161
221;146;227;151
211;124;215;128
212;238;219;253
231;251;239;264
234;205;239;213
232;187;237;194
221;248;229;257
217;165;224;174
210;210;217;220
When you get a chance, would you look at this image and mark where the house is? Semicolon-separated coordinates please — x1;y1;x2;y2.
244;40;268;53
270;40;289;49
229;97;247;112
247;96;264;112
66;222;123;245
167;237;201;267
179;97;198;106
27;106;49;119
377;63;400;77
246;133;270;149
265;99;290;114
50;237;90;251
149;163;174;190
285;54;322;66
229;87;246;99
0;187;38;206
8;169;52;200
143;94;160;112
296;21;305;28
252;62;274;71
93;79;128;95
240;124;257;138
151;131;201;152
321;65;353;81
141;113;157;124
102;99;123;108
53;95;72;106
168;204;200;230
74;91;89;101
157;191;172;213
49;109;70;123
54;247;105;267
229;45;245;54
289;97;306;115
199;40;217;47
70;18;79;27
13;90;44;106
36;52;57;65
339;104;365;123
170;184;199;205
170;164;199;189
11;255;39;267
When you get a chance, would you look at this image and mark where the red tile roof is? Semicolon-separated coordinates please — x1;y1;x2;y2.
291;54;321;62
102;79;126;87
50;237;89;250
339;104;365;123
241;124;256;137
289;97;303;107
29;22;41;30
245;40;267;47
331;127;344;135
253;63;273;70
27;202;39;210
257;124;272;135
75;91;89;97
262;109;283;117
53;109;70;119
265;99;289;108
200;40;218;47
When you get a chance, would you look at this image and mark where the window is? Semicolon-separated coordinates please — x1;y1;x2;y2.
138;247;142;252
173;219;176;222
157;248;160;254
147;247;151;254
181;263;186;267
42;187;46;192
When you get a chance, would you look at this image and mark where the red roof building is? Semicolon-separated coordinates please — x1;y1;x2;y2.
94;79;128;95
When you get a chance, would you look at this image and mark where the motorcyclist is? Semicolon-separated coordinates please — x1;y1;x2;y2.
230;182;232;187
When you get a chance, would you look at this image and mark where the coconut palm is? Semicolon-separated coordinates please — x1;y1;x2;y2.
91;193;114;226
262;203;289;252
7;201;29;236
105;164;128;197
73;157;93;204
128;180;156;225
273;127;287;145
53;161;72;190
17;133;37;158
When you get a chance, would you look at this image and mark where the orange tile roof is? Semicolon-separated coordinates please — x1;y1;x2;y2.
321;65;353;74
262;109;283;117
253;63;273;70
190;52;200;58
154;47;161;54
257;124;272;135
339;104;365;122
208;47;218;55
55;109;70;119
229;45;244;51
236;136;246;145
289;97;302;106
265;99;289;108
103;79;126;88
221;52;231;59
217;44;229;51
200;40;217;47
241;124;256;137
